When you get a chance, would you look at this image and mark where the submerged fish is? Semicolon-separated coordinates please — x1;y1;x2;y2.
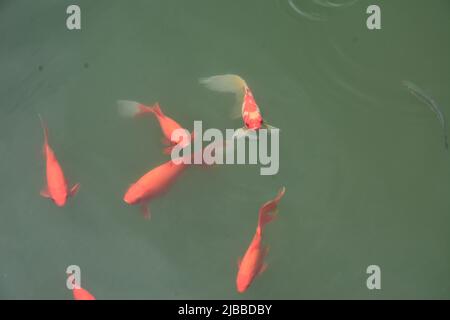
199;74;277;139
39;115;80;207
67;276;96;300
403;80;448;150
118;100;192;154
123;159;188;219
236;187;286;293
73;286;96;300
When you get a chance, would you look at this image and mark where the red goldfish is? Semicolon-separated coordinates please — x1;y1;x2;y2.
236;187;286;293
123;159;188;219
200;74;276;139
117;100;192;154
67;276;96;300
73;287;96;300
39;115;79;207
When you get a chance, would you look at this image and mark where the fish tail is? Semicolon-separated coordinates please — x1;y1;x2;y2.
257;187;286;235
38;114;49;153
199;74;248;95
117;100;155;118
148;102;165;118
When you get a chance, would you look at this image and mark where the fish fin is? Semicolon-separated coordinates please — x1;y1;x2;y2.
257;263;268;277
230;102;242;119
262;245;270;258
257;187;286;233
161;136;171;146
40;187;50;198
237;257;242;268
118;100;143;117
38;114;49;153
149;102;165;118
232;128;257;141
140;203;151;220
69;183;80;197
200;75;247;117
117;100;154;118
263;123;279;131
163;145;175;155
199;74;247;94
41;144;47;158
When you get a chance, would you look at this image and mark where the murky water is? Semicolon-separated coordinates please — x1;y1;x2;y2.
1;0;450;299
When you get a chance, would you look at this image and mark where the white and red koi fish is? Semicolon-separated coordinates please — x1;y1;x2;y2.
118;100;192;154
236;187;286;293
123;159;188;219
199;74;277;139
39;115;79;207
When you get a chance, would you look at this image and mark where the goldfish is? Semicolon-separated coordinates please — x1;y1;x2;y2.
73;286;96;300
199;74;277;139
39;115;79;207
123;159;188;219
67;276;96;300
117;100;192;154
236;187;286;293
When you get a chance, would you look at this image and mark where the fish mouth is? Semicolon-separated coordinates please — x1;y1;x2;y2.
236;282;248;293
54;199;66;207
123;194;134;205
246;123;261;131
123;197;132;205
236;286;247;293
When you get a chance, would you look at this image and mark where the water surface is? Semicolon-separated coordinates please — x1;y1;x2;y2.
1;0;450;299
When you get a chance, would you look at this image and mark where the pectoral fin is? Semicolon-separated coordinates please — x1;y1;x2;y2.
40;187;50;198
262;246;270;258
140;202;151;220
232;127;257;140
163;145;175;155
230;102;242;119
69;183;80;197
257;263;268;277
263;123;279;131
161;137;171;146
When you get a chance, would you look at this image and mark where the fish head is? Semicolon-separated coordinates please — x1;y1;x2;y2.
236;263;254;293
244;110;264;130
245;117;263;130
236;275;251;293
53;193;67;207
123;185;140;205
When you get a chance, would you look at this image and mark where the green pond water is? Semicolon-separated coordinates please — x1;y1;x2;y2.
1;0;450;299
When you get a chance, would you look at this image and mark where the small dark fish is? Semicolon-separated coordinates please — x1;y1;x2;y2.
403;80;448;151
